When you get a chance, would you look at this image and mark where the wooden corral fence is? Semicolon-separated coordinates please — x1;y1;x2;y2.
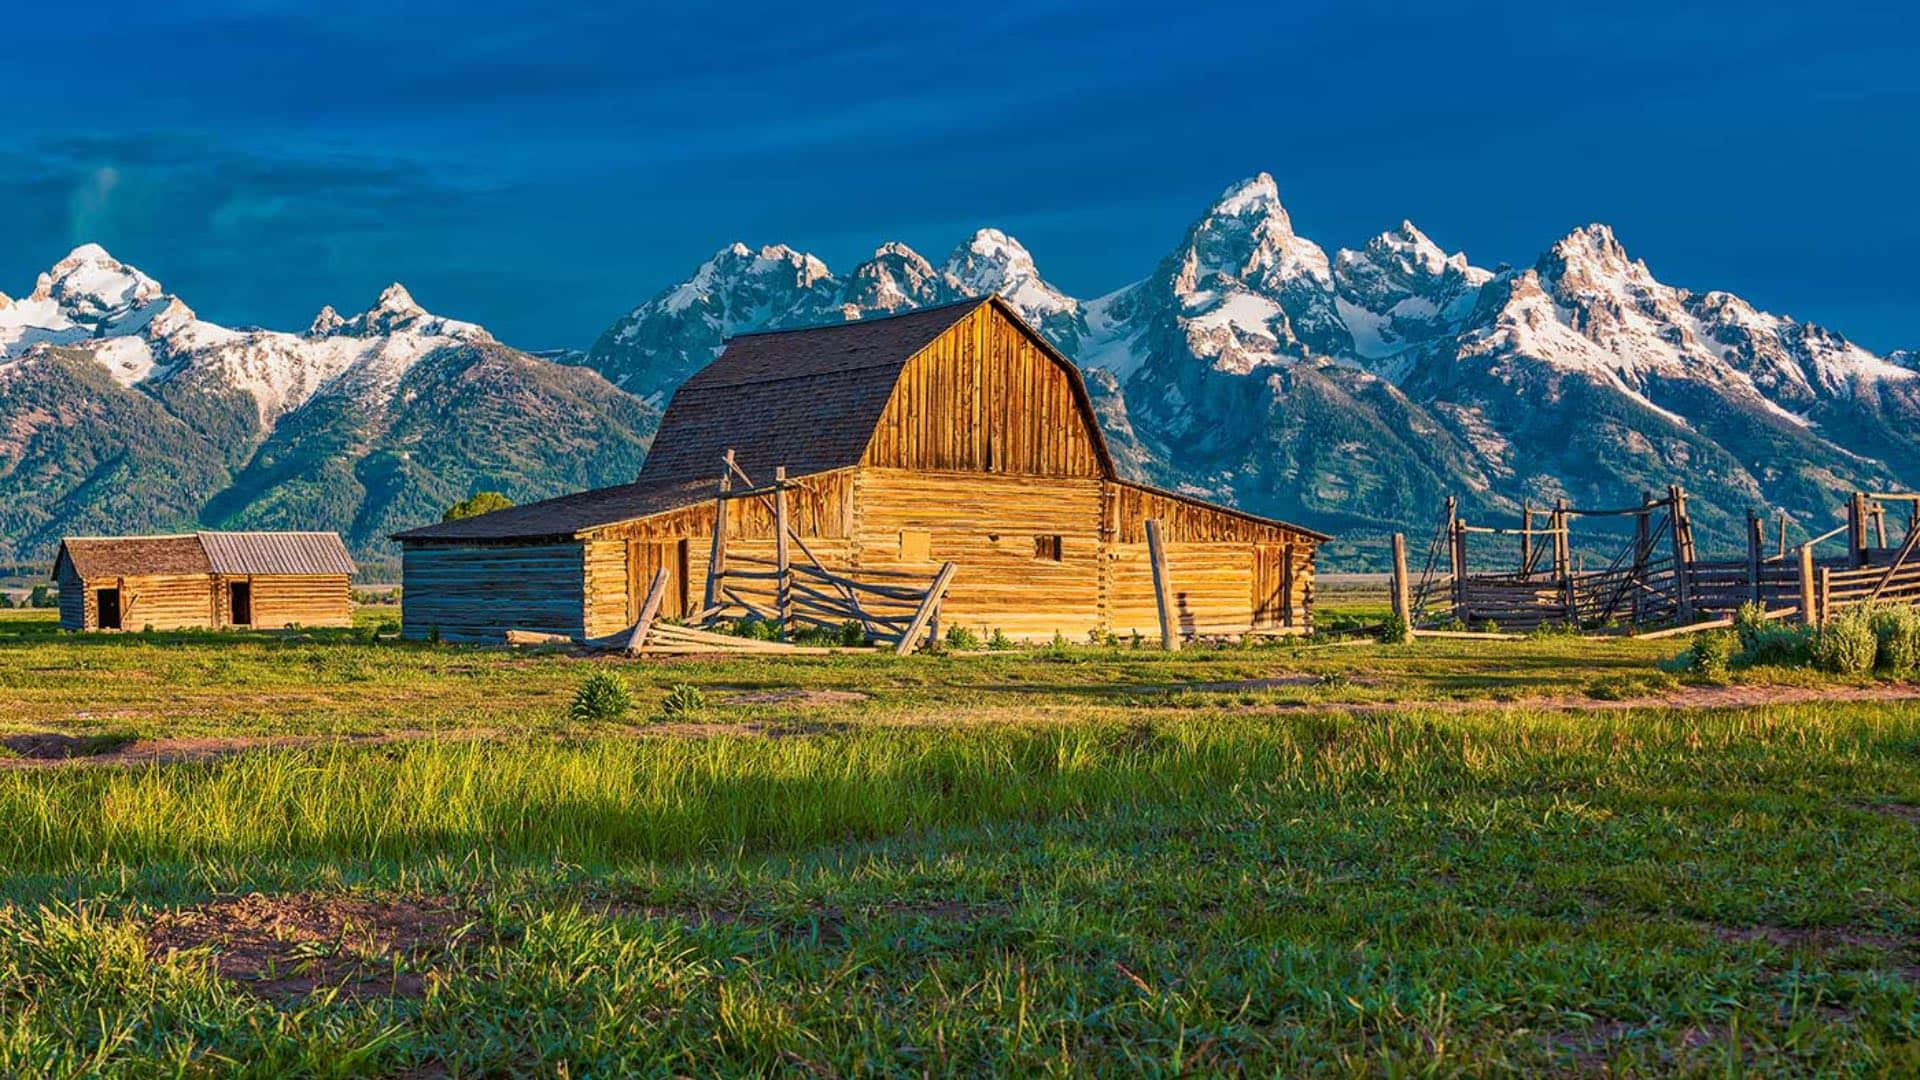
1392;488;1920;636
622;451;957;656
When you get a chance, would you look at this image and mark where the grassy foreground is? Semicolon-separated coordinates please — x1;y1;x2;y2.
2;605;1920;1074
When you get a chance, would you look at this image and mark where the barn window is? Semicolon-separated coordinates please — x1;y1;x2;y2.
1034;535;1063;561
898;529;931;561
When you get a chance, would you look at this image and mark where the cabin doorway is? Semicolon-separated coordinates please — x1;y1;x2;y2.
228;581;253;626
96;588;122;630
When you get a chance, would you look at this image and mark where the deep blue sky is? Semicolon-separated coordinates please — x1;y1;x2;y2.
4;2;1915;352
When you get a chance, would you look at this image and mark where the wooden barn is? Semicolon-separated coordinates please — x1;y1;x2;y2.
51;532;356;631
394;297;1326;645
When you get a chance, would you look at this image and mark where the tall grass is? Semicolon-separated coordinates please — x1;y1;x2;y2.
3;705;1916;876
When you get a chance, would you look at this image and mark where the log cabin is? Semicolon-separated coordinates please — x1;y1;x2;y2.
51;531;355;631
394;296;1327;644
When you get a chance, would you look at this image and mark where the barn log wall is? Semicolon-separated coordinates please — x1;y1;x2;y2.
106;574;217;631
862;306;1104;478
401;542;587;643
853;467;1104;639
55;566;86;629
234;574;352;628
1107;483;1314;635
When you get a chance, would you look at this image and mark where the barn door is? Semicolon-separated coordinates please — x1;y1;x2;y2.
97;588;122;630
628;540;690;623
1252;544;1291;629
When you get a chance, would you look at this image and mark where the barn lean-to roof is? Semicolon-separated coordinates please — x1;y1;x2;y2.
394;296;1324;543
53;531;355;580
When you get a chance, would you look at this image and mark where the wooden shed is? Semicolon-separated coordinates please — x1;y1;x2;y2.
51;531;356;631
394;296;1326;644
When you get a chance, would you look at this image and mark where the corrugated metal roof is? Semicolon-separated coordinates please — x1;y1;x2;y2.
196;531;356;576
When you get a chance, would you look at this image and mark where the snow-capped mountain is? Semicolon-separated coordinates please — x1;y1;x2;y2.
585;229;1091;396
0;246;656;567
590;174;1917;559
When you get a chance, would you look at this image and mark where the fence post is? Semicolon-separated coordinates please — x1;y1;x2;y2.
702;452;734;614
774;465;791;639
1146;519;1179;651
1797;543;1818;626
1632;495;1651;625
1669;485;1694;623
1449;516;1469;622
1849;491;1869;568
1390;532;1412;640
1747;508;1764;605
1818;567;1832;627
1519;504;1533;577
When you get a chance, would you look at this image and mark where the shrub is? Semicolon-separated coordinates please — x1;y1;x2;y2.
733;617;778;641
1380;612;1412;645
658;682;705;721
987;628;1015;651
839;621;867;648
1814;607;1878;675
442;491;514;522
1870;605;1920;674
1732;601;1768;653
1742;623;1815;667
1045;630;1071;659
1684;629;1737;682
946;624;981;651
29;584;56;609
569;671;633;723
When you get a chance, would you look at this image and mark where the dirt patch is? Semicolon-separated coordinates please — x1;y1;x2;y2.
1860;800;1920;827
1538;1018;1639;1069
0;731;137;760
1707;922;1908;953
147;892;481;1000
723;688;870;707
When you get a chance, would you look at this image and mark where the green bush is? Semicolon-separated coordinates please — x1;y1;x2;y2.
1685;629;1737;682
1742;623;1815;667
1380;612;1412;645
568;671;633;723
733;617;778;641
945;624;981;651
28;584;56;609
987;628;1015;651
1733;601;1768;652
1814;607;1879;675
658;682;706;721
1870;605;1920;674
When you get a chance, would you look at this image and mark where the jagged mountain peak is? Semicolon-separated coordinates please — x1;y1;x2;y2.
842;242;946;316
307;305;344;337
1209;172;1284;220
30;243;165;323
373;282;424;316
942;227;1077;322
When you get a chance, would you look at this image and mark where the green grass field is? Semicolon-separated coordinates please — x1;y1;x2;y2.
2;602;1918;1076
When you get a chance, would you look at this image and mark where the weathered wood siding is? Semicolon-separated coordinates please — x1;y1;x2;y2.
862;305;1104;477
111;574;217;631
401;542;586;643
236;574;352;628
853;467;1103;639
1104;482;1315;634
54;564;85;630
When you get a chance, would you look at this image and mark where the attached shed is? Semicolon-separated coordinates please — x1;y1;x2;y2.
51;531;356;631
394;296;1327;644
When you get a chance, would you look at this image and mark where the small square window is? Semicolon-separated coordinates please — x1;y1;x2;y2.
1034;535;1063;561
898;529;931;561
